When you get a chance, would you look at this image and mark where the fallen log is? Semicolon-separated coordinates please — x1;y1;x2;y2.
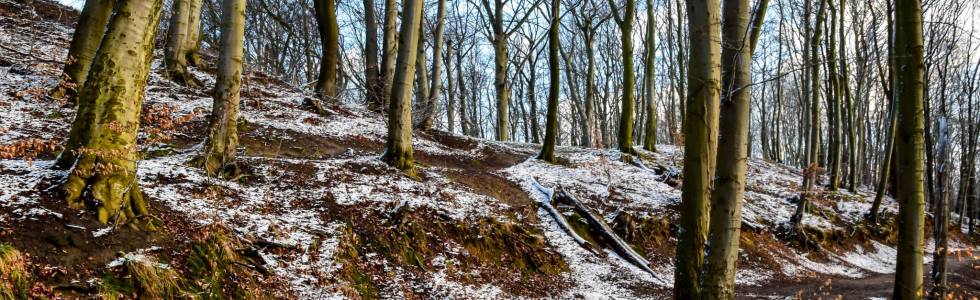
530;178;596;253
552;186;657;276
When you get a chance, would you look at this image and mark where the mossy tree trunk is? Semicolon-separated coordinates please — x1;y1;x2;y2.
184;0;204;67
52;0;114;103
382;0;423;173
314;0;340;101
62;0;165;229
702;0;762;296
607;0;636;156
537;0;560;163
672;0;721;297
165;0;198;87
892;0;926;296
641;0;656;152
380;0;398;111
199;0;246;177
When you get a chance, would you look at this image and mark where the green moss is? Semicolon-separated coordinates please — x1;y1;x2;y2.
0;244;29;300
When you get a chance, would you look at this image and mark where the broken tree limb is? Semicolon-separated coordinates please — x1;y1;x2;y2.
630;159;681;187
530;178;596;253
552;186;657;276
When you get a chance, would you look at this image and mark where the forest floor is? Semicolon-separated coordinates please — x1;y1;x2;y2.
0;0;978;299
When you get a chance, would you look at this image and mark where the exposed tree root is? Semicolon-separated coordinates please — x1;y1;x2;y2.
62;161;156;231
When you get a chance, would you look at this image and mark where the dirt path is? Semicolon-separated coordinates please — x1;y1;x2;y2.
738;252;980;299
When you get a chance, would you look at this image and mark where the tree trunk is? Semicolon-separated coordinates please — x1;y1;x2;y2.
608;0;637;156
445;43;456;133
364;0;383;111
52;0;114;103
314;0;340;101
641;0;656;152
418;0;447;130
892;0;926;296
184;0;204;67
493;34;511;141
382;0;423;173
537;0;560;163
198;0;246;177
165;0;197;87
930;118;950;300
380;0;398;110
702;0;758;296
673;0;721;297
62;0;164;229
791;0;826;230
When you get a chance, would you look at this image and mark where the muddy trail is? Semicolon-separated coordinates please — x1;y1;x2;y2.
740;251;980;299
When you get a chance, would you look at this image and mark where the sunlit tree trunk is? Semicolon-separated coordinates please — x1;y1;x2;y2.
62;0;164;229
165;0;197;87
382;0;423;173
673;0;721;297
702;0;763;296
381;0;399;110
52;0;114;103
198;0;246;177
314;0;340;101
184;0;204;67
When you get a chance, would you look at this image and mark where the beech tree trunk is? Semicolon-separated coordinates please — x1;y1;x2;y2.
61;0;165;229
52;0;114;103
382;0;423;173
673;0;721;297
364;0;383;111
380;0;398;110
608;0;636;156
314;0;340;101
537;0;560;163
165;0;197;87
791;0;826;230
418;0;448;130
199;0;246;177
184;0;204;67
892;0;926;296
702;0;759;296
641;0;656;152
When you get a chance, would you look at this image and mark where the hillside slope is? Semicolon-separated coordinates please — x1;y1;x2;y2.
0;1;977;299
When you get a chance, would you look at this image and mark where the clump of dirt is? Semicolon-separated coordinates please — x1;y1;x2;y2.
333;205;569;298
611;212;675;260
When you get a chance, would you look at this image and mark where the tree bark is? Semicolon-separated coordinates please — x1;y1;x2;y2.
52;0;115;104
892;0;926;296
791;0;826;230
314;0;340;101
641;0;656;152
382;0;424;173
537;0;560;163
608;0;637;156
672;0;721;297
418;0;448;130
702;0;759;296
198;0;246;177
364;0;383;111
165;0;197;87
380;0;399;110
61;0;165;229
